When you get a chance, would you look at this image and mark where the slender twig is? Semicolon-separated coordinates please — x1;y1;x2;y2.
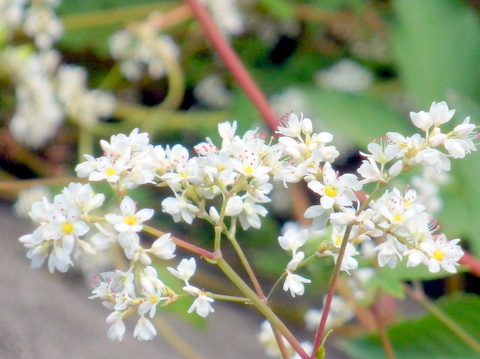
185;0;278;130
153;314;207;359
216;257;309;359
142;224;215;260
370;301;396;359
459;251;480;277
225;227;266;300
311;225;353;357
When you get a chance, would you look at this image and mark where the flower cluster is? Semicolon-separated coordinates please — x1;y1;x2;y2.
18;101;476;344
0;0;63;51
109;19;179;81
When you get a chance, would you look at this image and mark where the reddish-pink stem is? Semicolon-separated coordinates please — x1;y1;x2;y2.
185;0;279;131
459;250;480;277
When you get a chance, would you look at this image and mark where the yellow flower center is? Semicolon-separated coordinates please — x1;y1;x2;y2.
334;236;342;247
433;250;445;261
62;221;74;234
244;166;255;175
124;215;138;226
324;185;337;197
106;168;116;177
393;214;403;222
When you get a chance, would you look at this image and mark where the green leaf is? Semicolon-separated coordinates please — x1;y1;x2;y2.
303;88;412;147
391;0;480;108
58;1;176;55
342;294;480;359
378;260;467;282
258;0;295;19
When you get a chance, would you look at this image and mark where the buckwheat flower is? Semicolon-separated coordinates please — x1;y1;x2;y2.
138;287;166;318
194;74;231;109
326;242;359;273
105;196;154;233
106;311;126;341
19;227;50;269
168;257;196;285
315;59;374;93
276;112;312;138
287;251;305;271
410;101;455;131
307;162;361;210
304;204;331;230
148;233;176;259
283;271;311;297
161;195;199;224
199;0;244;37
23;3;63;50
421;235;463;273
42;206;89;252
305;295;355;331
403;248;429;268
259;320;294;358
238;196;268;230
13;186;50;218
75;154;130;184
443;117;477;158
278;228;308;254
58;183;105;215
140;266;166;294
133;315;157;341
184;286;215;317
373;234;407;268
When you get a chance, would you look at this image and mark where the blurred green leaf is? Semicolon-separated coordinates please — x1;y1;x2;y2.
391;0;480;109
258;0;295;19
58;1;176;55
303;88;412;147
342;294;480;359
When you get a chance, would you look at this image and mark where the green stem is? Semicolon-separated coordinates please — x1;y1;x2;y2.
61;2;181;30
406;284;480;353
207;293;250;303
225;227;266;299
267;253;318;302
152;314;207;359
216;257;309;359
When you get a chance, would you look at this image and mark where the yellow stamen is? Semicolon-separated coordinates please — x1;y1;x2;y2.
62;221;74;234
124;215;137;226
433;250;445;261
324;185;337;197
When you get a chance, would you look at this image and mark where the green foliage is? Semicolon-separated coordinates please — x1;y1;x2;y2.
342;294;480;359
303;88;412;147
391;0;480;109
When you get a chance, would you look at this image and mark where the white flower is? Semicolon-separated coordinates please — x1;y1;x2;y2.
410;101;455;131
134;315;157;341
184;286;215;318
278;228;308;254
168;257;196;285
149;233;176;259
106;311;126;341
237;197;268;230
161;196;198;224
283;271;311;297
315;59;374;93
305;295;355;331
308;162;361;210
421;235;463;273
373;235;407;268
105;196;154;233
